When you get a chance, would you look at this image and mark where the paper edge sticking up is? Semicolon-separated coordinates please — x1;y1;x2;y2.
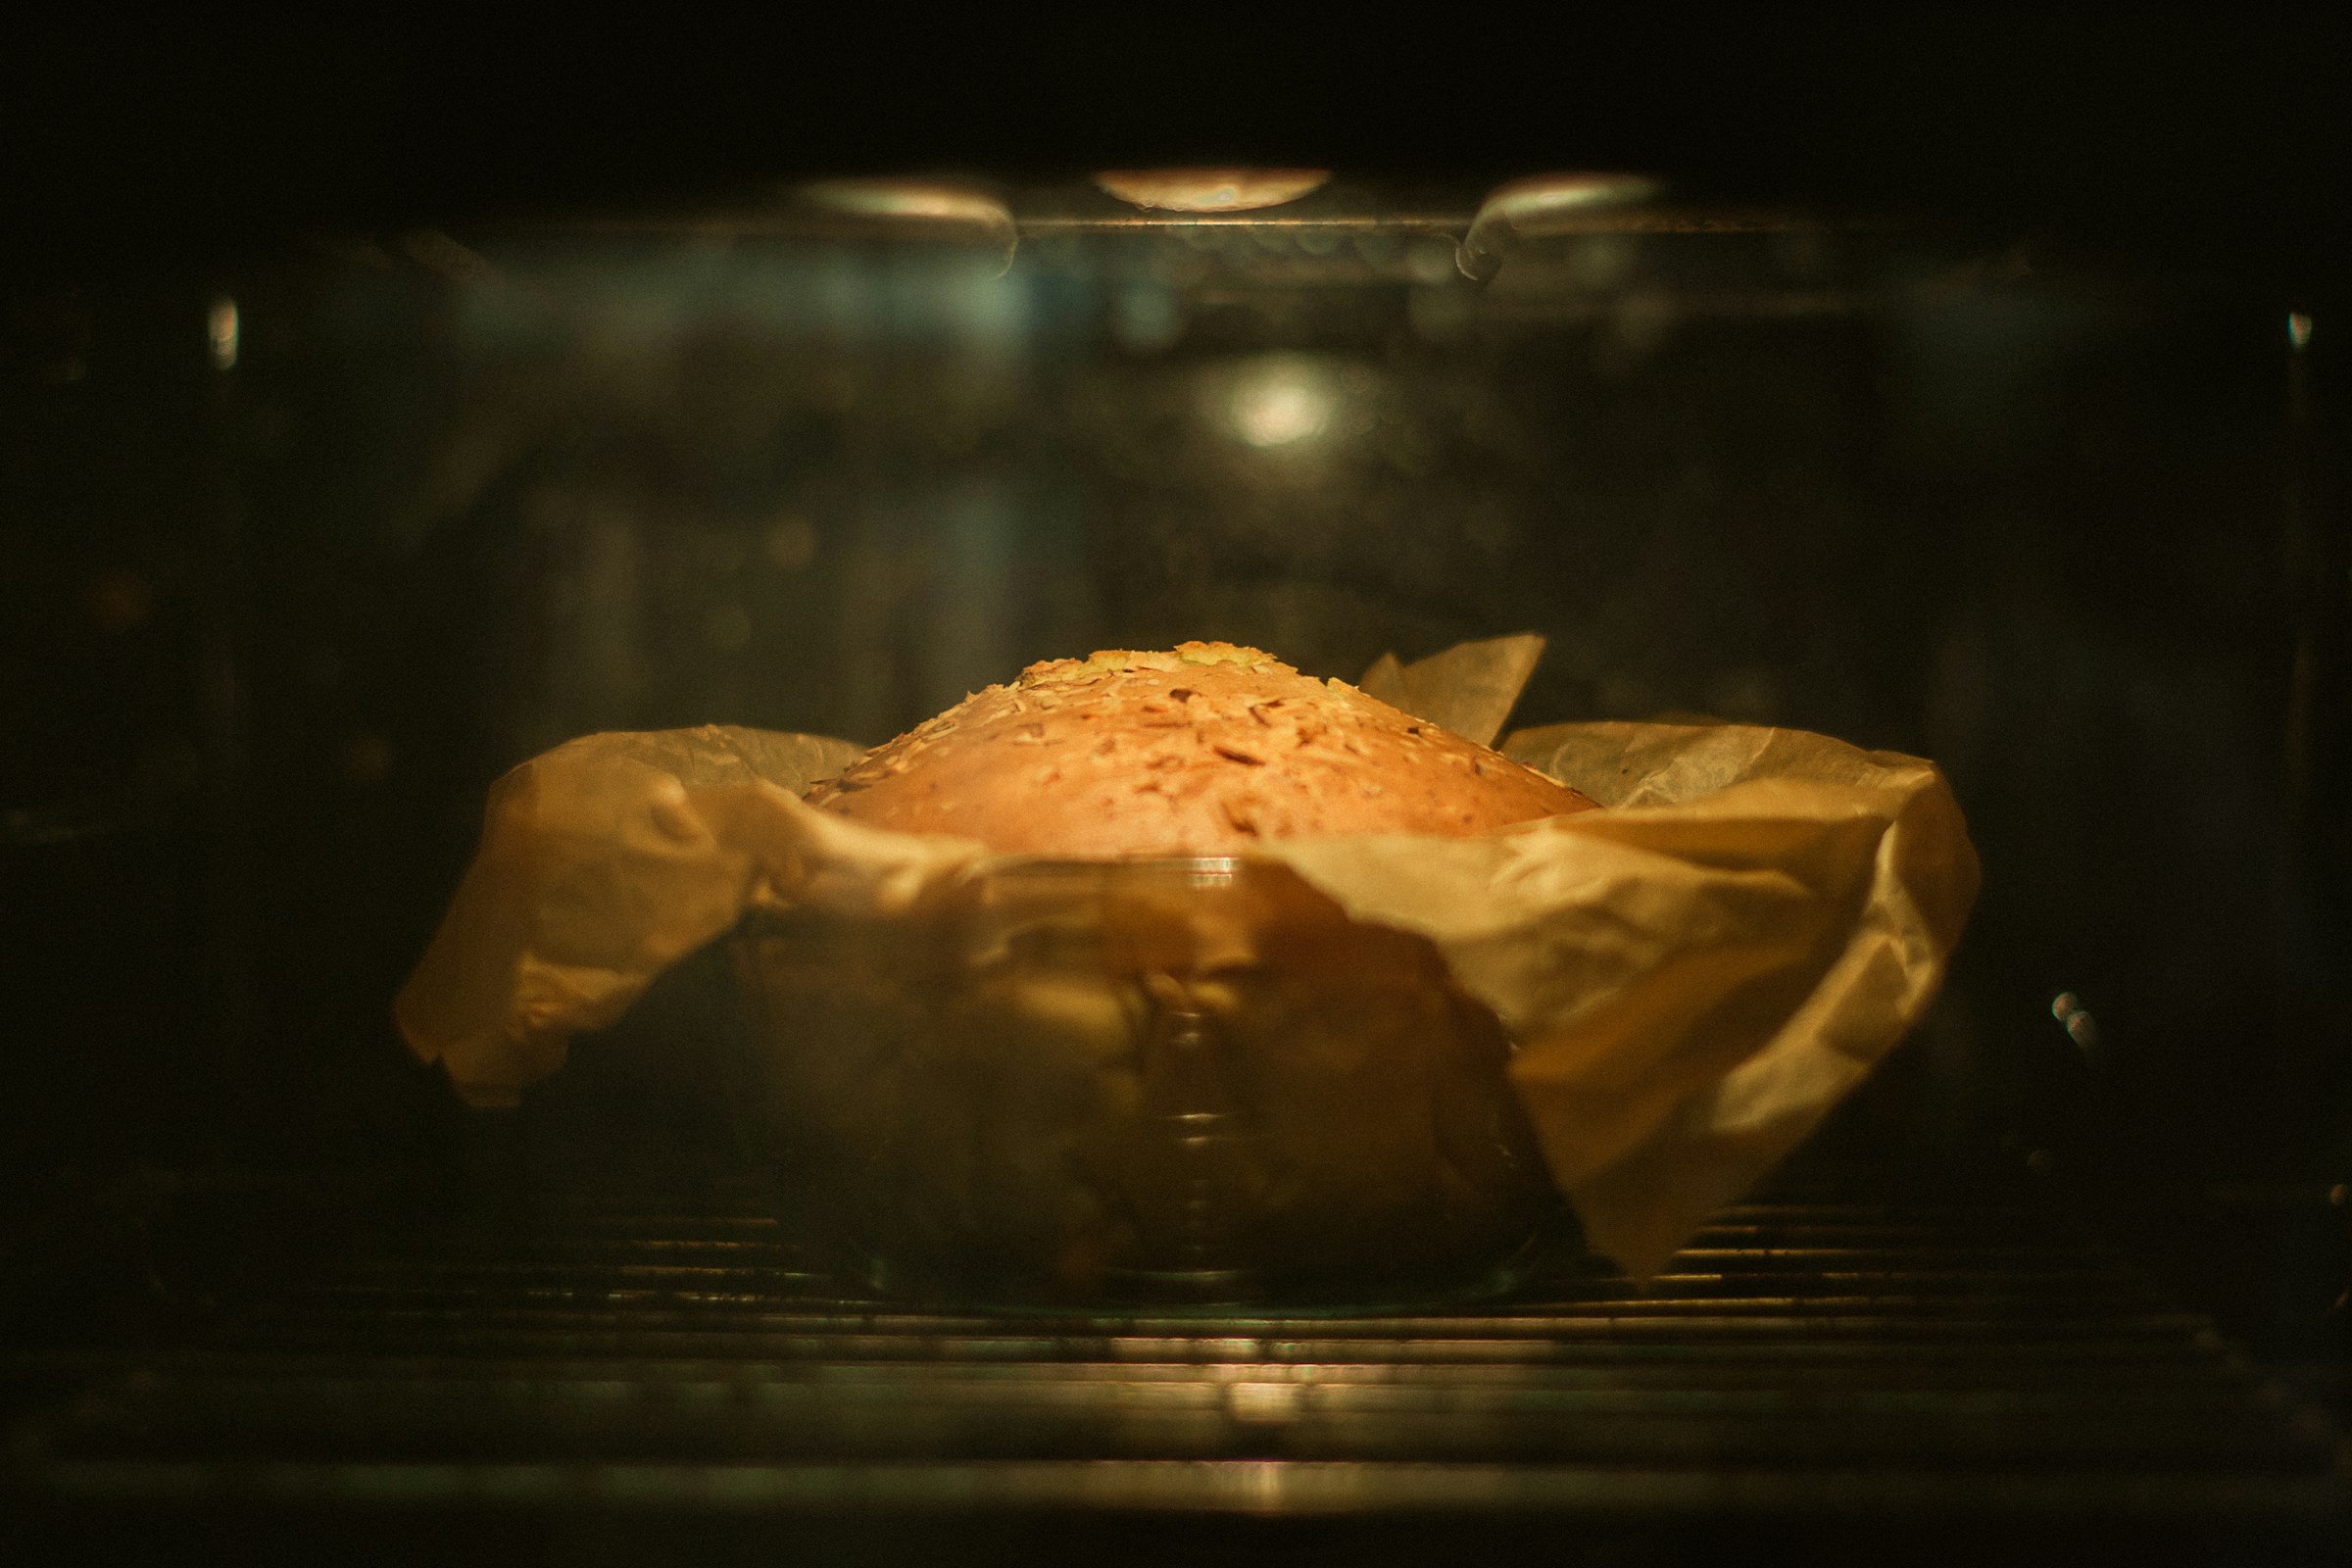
1358;633;1546;749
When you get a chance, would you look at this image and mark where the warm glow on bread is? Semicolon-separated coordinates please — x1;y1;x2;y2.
804;642;1597;857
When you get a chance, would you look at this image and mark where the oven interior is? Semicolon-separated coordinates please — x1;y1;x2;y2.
3;171;2347;1560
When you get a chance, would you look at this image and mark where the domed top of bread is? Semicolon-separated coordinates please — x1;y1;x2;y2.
804;642;1597;857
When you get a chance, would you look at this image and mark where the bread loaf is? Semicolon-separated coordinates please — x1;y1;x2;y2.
805;642;1596;856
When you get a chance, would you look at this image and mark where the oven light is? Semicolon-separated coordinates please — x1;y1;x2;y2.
795;179;1018;272
1226;359;1335;448
800;178;1007;226
1093;169;1330;214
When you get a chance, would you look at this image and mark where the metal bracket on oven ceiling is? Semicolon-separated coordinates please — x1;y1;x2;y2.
1455;172;1664;283
793;178;1021;275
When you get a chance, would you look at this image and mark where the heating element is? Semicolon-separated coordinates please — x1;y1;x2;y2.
5;1156;2343;1563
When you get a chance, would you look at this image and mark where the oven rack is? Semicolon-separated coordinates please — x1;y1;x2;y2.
4;1166;2345;1563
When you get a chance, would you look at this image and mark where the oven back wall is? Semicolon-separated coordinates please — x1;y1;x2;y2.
5;219;2344;1357
204;224;2348;1218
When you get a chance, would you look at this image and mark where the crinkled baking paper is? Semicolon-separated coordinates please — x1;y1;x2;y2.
397;639;1978;1280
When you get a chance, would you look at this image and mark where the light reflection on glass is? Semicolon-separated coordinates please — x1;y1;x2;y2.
2051;991;2099;1052
2287;311;2314;350
1092;169;1330;214
1225;359;1335;448
1404;238;1457;286
1110;283;1183;354
207;298;239;370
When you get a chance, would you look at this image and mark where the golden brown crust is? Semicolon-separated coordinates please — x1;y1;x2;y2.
804;642;1598;857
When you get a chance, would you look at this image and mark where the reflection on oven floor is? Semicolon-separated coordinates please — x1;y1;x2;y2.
4;1160;2346;1562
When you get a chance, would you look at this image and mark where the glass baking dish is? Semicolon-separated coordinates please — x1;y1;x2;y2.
732;857;1563;1307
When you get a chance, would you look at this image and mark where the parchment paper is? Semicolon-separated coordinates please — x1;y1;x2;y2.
396;654;1977;1280
1357;632;1546;748
392;725;983;1104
